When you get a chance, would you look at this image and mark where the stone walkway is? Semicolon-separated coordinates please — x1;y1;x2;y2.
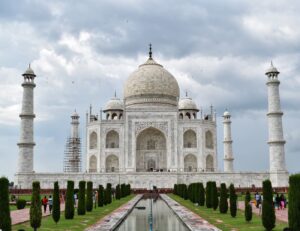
238;201;288;222
11;204;65;225
161;194;221;231
86;195;142;231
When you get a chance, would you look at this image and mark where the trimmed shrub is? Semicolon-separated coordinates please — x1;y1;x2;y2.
65;181;74;219
245;191;252;222
121;184;126;198
116;184;121;200
211;181;219;210
0;177;12;231
174;184;178;195
106;183;112;204
219;183;228;213
30;181;42;231
77;181;86;215
86;181;93;212
206;181;212;208
289;174;300;231
16;199;27;210
183;184;188;200
98;185;104;207
262;180;275;230
229;184;237;218
199;183;205;206
52;181;60;224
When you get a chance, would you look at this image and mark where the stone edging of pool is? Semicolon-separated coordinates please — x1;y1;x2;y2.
85;194;143;231
161;194;221;231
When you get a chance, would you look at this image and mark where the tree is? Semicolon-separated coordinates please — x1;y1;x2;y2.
98;185;104;207
30;181;42;231
116;184;121;200
219;183;228;214
86;181;93;212
183;184;188;200
289;174;300;230
77;181;86;215
121;184;126;198
199;183;205;206
229;184;237;218
65;181;74;219
206;182;212;208
262;180;275;230
245;191;252;222
211;181;219;210
106;183;112;204
0;177;11;231
174;184;178;195
52;181;60;224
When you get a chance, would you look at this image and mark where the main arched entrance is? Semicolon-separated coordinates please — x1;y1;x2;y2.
136;127;167;172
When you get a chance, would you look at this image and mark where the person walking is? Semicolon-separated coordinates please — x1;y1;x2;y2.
42;196;48;213
48;195;53;214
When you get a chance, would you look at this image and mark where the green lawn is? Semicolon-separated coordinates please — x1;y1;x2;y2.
169;194;288;231
13;194;135;231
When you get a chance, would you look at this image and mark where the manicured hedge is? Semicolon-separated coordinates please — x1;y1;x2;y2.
30;181;42;231
229;184;237;218
77;181;86;215
219;183;228;214
0;177;11;231
289;174;300;230
65;181;74;219
52;181;60;224
16;199;26;210
86;181;93;212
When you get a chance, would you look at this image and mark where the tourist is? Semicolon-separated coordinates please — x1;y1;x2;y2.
48;195;53;214
275;193;281;210
280;194;285;210
254;192;261;208
42;196;48;213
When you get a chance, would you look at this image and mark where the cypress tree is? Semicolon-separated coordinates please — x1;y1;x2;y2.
116;184;121;200
229;184;237;218
128;184;131;195
52;181;60;224
106;183;112;204
219;183;228;214
183;184;188;200
98;185;104;207
121;183;126;198
86;181;93;212
288;174;300;231
30;181;42;231
245;191;252;222
206;181;212;208
199;183;205;206
77;181;86;215
0;177;11;231
211;181;219;210
188;184;192;202
65;181;74;219
262;180;275;230
174;184;177;195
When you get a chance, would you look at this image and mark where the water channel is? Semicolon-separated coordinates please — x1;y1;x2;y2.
115;198;189;231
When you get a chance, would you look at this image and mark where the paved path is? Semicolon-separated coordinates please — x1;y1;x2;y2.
11;204;65;225
238;201;288;222
162;194;221;231
86;195;142;231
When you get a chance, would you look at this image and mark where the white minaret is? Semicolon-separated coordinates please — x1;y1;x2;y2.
265;62;288;186
223;109;234;172
63;111;82;172
17;65;36;173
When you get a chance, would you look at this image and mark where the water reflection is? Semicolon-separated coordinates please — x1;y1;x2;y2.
115;198;189;231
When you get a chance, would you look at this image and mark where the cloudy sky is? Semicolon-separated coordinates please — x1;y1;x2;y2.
0;0;299;181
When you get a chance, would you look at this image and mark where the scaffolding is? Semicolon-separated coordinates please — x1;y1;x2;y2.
63;137;82;172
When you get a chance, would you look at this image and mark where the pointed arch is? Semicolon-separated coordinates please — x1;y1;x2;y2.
106;154;119;172
184;154;197;172
89;155;97;172
205;130;214;149
183;129;197;148
206;154;214;172
106;130;119;148
89;132;97;149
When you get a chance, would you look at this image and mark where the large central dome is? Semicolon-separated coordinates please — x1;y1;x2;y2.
124;55;180;107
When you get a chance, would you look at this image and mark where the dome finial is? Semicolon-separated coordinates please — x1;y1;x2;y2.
149;43;152;59
114;90;117;98
271;60;273;67
185;90;188;97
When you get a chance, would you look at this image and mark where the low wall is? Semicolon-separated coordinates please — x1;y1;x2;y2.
14;171;288;189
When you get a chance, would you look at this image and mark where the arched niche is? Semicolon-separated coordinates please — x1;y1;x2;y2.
89;132;97;149
206;154;214;172
105;154;119;172
205;130;214;149
89;155;97;172
183;129;197;148
106;130;119;148
184;154;197;172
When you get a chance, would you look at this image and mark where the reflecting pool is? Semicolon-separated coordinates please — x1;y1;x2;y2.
115;198;189;231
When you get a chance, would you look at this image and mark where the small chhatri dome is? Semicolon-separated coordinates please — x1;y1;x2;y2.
178;93;199;111
223;109;231;117
124;44;180;107
23;64;36;76
104;97;124;111
265;61;280;75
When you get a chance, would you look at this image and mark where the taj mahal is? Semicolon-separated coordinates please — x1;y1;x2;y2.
15;46;289;189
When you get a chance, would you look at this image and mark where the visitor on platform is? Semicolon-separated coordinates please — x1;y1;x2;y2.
280;194;286;209
255;192;261;208
275;193;281;210
48;195;53;214
42;196;48;213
